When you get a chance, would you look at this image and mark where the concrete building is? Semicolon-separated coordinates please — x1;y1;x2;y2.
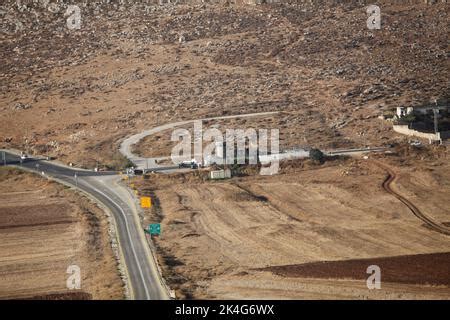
396;105;449;118
394;104;450;144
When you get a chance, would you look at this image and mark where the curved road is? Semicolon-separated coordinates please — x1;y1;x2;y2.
374;160;450;236
119;111;279;170
0;111;394;300
1;150;169;300
119;111;388;172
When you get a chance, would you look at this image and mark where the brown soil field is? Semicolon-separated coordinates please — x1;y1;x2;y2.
134;149;450;299
0;167;124;299
1;2;448;168
261;252;450;286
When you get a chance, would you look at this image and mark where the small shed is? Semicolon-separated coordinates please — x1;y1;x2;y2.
209;169;232;180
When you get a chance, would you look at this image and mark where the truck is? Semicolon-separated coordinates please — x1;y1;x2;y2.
20;152;28;162
178;159;200;169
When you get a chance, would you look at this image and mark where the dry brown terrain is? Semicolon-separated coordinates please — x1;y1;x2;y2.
1;0;449;301
262;252;450;286
133;115;315;159
0;167;124;299
134;148;450;299
1;1;448;168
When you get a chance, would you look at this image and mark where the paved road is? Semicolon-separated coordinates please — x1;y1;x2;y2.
324;147;387;156
119;111;279;170
1;151;169;300
119;110;387;171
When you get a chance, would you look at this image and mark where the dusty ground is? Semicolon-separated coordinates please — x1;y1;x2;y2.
262;252;450;286
1;0;449;300
132;115;320;159
0;167;124;299
134;148;450;299
1;1;448;168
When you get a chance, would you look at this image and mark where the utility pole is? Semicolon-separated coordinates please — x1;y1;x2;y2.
433;108;439;134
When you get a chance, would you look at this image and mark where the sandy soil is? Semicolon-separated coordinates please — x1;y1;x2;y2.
0;167;124;299
134;149;450;299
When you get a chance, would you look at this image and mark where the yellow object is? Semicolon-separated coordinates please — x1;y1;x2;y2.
140;197;151;208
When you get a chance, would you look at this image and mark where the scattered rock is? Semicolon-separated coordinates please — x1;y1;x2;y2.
12;102;32;110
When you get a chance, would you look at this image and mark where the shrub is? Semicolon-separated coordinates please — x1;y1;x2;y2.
309;148;325;163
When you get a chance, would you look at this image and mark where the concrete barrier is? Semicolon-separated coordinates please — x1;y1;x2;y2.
393;125;440;142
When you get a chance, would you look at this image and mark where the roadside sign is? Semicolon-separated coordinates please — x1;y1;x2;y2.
148;223;161;236
140;197;151;208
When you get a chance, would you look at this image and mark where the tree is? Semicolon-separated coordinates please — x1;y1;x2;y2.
309;148;325;163
401;114;416;124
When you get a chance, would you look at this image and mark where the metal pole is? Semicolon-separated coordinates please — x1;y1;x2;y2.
433;108;439;134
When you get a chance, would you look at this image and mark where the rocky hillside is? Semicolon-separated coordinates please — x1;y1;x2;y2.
0;0;448;167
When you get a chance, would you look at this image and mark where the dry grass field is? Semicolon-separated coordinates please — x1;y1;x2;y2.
0;168;124;299
134;148;450;299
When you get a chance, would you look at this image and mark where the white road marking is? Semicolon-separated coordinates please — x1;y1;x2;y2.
79;178;152;300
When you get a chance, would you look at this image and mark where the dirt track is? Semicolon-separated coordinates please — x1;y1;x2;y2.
135;157;450;299
374;161;450;236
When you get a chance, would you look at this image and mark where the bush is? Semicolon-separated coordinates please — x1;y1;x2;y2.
399;114;417;124
309;148;325;163
106;152;135;170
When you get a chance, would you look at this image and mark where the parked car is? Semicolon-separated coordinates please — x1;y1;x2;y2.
20;153;28;162
178;160;200;169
